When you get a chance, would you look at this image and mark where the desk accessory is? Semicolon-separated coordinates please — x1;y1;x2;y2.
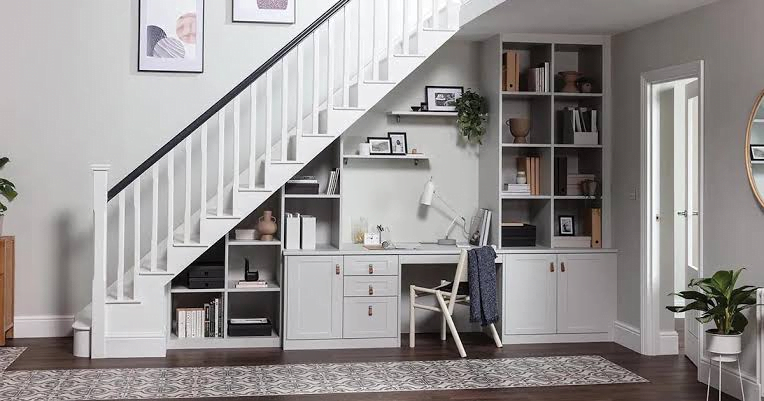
244;257;259;281
420;178;467;246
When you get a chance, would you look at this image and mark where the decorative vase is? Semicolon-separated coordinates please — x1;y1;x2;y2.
559;71;581;93
581;180;599;197
257;0;288;10
706;331;742;355
577;80;594;93
257;210;278;241
507;118;531;144
516;171;527;185
358;143;371;156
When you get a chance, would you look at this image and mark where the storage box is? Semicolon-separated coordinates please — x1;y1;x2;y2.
573;131;599;145
552;236;592;248
285;182;319;194
188;277;224;289
285;214;301;250
301;215;316;250
501;224;536;247
228;318;273;337
187;264;224;278
566;174;596;196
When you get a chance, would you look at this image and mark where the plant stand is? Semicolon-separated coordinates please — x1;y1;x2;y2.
706;353;744;401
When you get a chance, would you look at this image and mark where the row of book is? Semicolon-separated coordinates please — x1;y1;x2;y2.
235;280;269;289
527;62;550;93
561;107;599;133
176;298;223;339
326;169;340;195
468;208;492;247
518;156;542;196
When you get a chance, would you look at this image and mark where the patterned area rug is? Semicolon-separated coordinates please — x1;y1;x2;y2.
0;347;647;400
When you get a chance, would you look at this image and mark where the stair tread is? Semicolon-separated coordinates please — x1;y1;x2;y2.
205;214;242;220
239;187;274;193
423;27;458;32
105;296;141;305
364;80;397;85
394;53;427;58
173;242;209;248
270;160;303;165
333;106;366;111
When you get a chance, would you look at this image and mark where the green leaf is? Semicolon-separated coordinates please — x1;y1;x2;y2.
731;312;748;335
0;157;8;170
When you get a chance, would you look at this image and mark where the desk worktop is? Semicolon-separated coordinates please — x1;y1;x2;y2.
283;243;618;257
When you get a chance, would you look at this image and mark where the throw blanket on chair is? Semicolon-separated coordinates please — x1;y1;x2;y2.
467;246;499;326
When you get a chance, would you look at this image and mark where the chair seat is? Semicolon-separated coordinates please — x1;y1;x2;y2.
434;281;470;296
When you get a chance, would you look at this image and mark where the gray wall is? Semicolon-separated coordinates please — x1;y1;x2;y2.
0;0;335;324
612;0;764;375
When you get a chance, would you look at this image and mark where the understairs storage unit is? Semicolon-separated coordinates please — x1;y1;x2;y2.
78;0;466;358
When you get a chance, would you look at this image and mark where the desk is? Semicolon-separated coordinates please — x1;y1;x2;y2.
282;244;617;350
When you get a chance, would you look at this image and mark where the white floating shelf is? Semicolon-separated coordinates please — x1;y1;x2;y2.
228;239;282;246
343;154;429;165
284;194;340;199
387;111;457;117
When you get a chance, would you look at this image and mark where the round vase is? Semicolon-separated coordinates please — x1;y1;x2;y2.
507;118;531;144
578;81;593;93
257;211;278;241
581;180;599;197
706;330;742;355
559;71;581;93
516;172;527;185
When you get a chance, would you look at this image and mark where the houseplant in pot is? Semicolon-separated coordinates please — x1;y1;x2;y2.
0;157;18;236
454;89;488;145
667;269;758;355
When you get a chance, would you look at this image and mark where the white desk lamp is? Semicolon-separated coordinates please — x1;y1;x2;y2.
420;178;467;246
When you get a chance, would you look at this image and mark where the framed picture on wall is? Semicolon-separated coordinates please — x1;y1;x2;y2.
139;0;205;73
368;138;392;155
558;216;575;236
388;132;408;155
233;0;296;24
425;86;464;112
751;145;764;161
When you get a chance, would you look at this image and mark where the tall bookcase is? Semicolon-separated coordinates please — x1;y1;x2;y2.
479;34;612;249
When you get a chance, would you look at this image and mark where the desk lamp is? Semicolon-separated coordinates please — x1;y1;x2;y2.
420;178;467;246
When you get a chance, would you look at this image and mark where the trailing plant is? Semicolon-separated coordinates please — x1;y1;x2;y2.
667;268;758;335
454;89;488;144
0;157;17;215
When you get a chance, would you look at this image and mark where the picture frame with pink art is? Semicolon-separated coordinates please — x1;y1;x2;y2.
139;0;204;73
233;0;295;24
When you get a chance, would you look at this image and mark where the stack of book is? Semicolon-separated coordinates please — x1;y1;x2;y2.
527;62;550;92
325;169;340;195
176;297;223;339
235;280;270;289
517;156;542;195
468;208;493;246
504;183;530;196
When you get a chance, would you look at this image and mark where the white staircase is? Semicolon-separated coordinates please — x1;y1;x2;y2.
79;0;466;358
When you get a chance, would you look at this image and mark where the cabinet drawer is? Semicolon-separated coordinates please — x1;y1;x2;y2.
344;276;398;297
343;296;398;339
343;255;398;276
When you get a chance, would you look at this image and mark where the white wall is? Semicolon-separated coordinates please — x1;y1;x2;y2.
0;0;336;335
612;0;764;378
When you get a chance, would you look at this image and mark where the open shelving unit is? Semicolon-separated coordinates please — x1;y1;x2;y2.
479;34;611;249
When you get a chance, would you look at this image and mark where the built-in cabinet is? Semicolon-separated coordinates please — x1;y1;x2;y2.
285;256;343;340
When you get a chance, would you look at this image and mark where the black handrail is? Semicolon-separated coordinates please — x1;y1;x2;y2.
108;0;351;201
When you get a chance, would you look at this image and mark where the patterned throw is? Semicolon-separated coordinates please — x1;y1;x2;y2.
0;348;647;400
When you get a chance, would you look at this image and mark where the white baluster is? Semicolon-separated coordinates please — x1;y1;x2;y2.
217;110;225;216
117;192;125;301
133;177;140;291
90;164;109;358
201;123;208;215
432;0;438;29
312;32;320;134
233;96;241;212
418;0;424;49
281;59;289;162
327;19;335;109
265;70;273;188
184;138;192;243
357;0;364;84
371;0;378;80
167;149;175;244
150;165;159;272
296;42;304;159
402;0;410;54
343;6;351;105
387;0;393;74
249;83;257;188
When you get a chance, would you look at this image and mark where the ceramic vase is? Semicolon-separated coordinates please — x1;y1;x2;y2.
507;118;531;144
559;71;581;93
257;210;278;241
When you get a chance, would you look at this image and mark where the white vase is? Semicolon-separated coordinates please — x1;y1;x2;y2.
706;330;742;355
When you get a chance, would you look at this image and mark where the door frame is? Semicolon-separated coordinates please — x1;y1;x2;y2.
639;60;704;356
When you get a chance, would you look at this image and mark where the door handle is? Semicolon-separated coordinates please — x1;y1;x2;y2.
336;264;341;275
550;262;555;273
561;262;566;273
677;211;688;217
692;211;699;216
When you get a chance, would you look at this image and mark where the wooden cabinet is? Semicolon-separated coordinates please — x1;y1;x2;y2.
285;256;343;340
504;254;557;335
343;296;397;339
0;237;14;346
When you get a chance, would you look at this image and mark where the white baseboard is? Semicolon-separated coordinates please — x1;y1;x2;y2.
102;333;167;358
14;315;74;338
658;330;679;355
700;357;760;400
613;320;641;353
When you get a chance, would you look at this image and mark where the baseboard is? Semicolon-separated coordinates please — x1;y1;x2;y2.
700;357;760;400
658;330;679;355
613;320;641;353
102;333;167;358
14;315;74;338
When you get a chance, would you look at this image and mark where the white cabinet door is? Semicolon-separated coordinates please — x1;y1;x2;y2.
286;256;343;340
504;254;558;335
557;253;616;334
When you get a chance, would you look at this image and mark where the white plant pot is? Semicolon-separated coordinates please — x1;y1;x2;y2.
706;330;742;355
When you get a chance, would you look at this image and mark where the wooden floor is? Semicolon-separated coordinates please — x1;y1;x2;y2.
6;333;733;401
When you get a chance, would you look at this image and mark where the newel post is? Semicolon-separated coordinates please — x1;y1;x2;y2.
91;164;110;358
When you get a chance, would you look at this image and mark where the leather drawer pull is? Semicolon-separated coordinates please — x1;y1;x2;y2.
336;264;341;275
561;262;566;273
368;264;374;274
368;285;374;295
368;306;373;316
549;262;554;273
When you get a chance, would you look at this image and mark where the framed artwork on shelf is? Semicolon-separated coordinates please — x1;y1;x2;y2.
368;138;392;155
751;145;764;161
388;132;408;155
558;216;575;236
233;0;295;24
425;86;464;112
139;0;205;73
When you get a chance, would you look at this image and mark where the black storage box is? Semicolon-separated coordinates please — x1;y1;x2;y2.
188;277;224;289
502;224;537;247
186;265;224;289
285;182;320;194
228;318;273;337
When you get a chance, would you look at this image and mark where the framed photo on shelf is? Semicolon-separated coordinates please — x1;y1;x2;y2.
368;137;392;155
388;132;408;155
751;145;764;161
558;216;575;236
139;0;205;73
425;86;463;112
233;0;295;24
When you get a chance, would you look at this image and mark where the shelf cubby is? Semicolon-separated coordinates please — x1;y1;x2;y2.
502;42;552;93
554;97;602;145
226;245;281;290
553;199;601;237
502;96;552;145
227;291;281;341
501;198;551;248
502;147;552;196
553;43;603;94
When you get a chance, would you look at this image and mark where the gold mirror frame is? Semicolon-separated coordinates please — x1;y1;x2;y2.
745;90;764;209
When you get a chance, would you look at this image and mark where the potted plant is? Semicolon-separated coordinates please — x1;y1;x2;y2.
0;157;18;235
454;89;488;145
668;269;758;355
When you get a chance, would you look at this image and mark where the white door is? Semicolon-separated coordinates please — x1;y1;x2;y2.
286;256;343;340
503;254;557;335
683;80;701;367
557;253;617;334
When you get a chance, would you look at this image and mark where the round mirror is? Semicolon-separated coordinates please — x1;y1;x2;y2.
746;91;764;208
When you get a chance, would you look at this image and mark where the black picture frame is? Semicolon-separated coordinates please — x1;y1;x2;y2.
425;86;464;112
388;132;408;155
558;216;575;236
138;0;205;73
368;137;392;155
232;0;296;24
751;145;764;161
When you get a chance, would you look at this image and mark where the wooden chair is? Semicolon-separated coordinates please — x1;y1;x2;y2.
408;249;502;357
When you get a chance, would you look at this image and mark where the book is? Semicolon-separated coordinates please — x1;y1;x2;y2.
236;280;269;288
468;208;487;246
534;156;540;196
503;51;519;91
480;210;492;246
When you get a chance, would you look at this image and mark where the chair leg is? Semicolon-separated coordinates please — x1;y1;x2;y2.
436;292;466;358
409;286;416;348
487;323;502;348
441;314;447;341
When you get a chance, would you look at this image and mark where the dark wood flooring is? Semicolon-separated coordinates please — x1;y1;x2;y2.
6;333;733;401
